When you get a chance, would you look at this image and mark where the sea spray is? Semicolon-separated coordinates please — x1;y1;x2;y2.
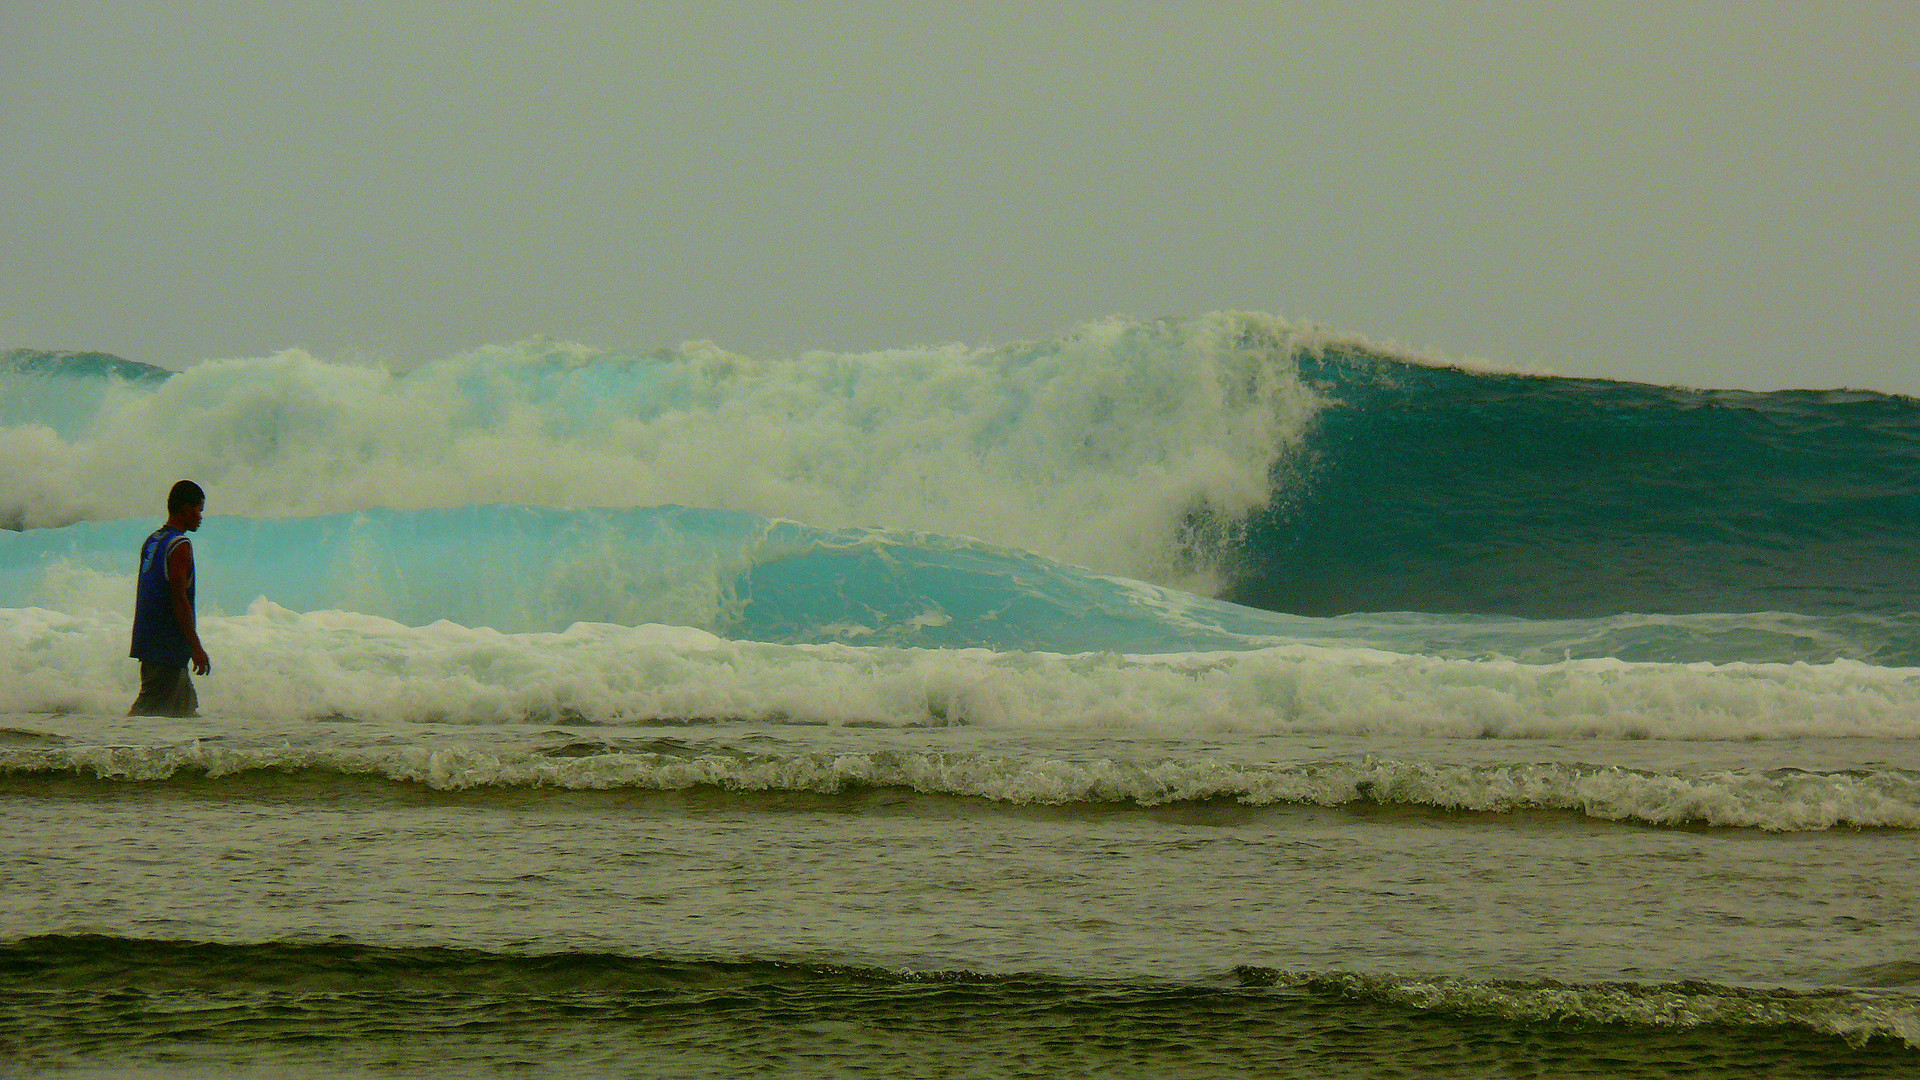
0;317;1327;594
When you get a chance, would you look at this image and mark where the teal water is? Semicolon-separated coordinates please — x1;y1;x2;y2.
1239;346;1920;618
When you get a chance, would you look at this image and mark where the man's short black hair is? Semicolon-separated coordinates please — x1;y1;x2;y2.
167;480;204;514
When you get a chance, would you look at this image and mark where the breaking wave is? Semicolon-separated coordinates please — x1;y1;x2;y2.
6;738;1918;831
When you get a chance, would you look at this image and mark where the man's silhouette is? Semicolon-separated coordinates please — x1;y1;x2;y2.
129;480;210;717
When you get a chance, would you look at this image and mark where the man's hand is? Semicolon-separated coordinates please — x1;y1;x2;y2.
191;644;211;676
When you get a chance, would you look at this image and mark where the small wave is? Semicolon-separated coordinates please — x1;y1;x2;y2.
5;742;1916;831
1239;969;1919;1050
5;935;1914;1051
0;505;1300;651
0;933;975;994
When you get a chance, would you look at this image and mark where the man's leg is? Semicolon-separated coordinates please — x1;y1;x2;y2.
130;661;199;717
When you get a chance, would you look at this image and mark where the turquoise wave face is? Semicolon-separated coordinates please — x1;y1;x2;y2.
5;506;1917;663
0;506;1292;653
1234;346;1920;618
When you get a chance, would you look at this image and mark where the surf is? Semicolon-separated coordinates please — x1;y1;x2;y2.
7;738;1918;831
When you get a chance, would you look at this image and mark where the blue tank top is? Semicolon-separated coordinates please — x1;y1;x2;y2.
130;526;195;664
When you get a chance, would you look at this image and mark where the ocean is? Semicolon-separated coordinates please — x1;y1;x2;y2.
2;312;1916;1077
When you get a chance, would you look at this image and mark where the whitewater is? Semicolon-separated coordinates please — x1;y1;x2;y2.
3;312;1917;1077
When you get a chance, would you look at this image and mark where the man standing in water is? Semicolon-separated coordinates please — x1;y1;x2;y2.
129;480;211;717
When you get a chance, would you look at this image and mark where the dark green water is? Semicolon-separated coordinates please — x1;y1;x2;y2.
5;938;1914;1079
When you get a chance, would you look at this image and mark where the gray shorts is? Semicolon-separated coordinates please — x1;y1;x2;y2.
130;661;199;718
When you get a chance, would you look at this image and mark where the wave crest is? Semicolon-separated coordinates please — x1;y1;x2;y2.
7;740;1916;831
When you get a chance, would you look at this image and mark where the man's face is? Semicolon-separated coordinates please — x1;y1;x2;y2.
182;502;203;531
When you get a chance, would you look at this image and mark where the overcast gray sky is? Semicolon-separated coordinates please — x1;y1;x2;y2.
3;1;1915;393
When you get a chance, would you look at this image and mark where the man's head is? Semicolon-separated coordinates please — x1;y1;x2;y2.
167;480;205;531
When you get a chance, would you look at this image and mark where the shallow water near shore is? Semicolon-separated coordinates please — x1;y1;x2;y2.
4;711;1917;1077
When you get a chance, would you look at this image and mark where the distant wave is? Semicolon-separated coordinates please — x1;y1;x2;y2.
0;348;170;381
5;739;1917;831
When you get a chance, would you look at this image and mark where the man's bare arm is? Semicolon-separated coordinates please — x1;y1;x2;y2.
167;540;210;676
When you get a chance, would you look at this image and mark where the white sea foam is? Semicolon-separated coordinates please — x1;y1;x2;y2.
7;737;1916;831
0;314;1333;594
5;603;1919;743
